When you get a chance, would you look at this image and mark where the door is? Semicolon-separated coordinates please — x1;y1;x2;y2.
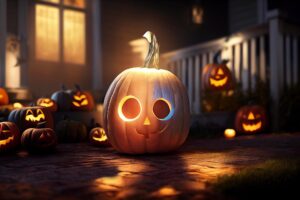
28;0;90;97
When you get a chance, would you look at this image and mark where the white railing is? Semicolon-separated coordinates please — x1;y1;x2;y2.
161;10;300;130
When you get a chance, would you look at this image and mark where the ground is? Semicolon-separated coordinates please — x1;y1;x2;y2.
1;133;300;200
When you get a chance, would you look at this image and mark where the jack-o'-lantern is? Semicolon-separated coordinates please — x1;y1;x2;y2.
67;85;95;111
103;31;190;154
0;122;20;152
89;123;110;147
0;88;9;105
224;129;236;139
8;106;54;133
37;98;58;112
235;105;267;134
51;85;72;111
21;122;57;152
202;51;233;91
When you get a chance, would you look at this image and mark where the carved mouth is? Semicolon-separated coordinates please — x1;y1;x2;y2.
136;124;169;138
72;99;88;107
40;102;54;107
209;77;228;87
25;115;45;122
242;121;262;132
0;136;14;145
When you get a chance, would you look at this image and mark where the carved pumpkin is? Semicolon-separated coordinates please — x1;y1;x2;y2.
0;88;9;105
224;129;236;139
0;122;20;152
51;85;72;111
55;118;88;142
67;85;95;111
202;52;233;91
103;31;190;154
8;106;54;133
89;123;110;147
235;105;267;134
21;122;57;152
37;98;58;112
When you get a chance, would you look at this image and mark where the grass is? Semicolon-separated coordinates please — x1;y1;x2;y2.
212;159;300;199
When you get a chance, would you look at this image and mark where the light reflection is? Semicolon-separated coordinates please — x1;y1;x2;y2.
152;186;179;197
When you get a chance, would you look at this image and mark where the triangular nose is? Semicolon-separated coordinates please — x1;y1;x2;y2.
217;68;224;75
248;112;255;120
143;117;151;125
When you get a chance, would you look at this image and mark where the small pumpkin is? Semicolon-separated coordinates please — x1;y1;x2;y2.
89;123;110;147
51;85;72;111
67;84;95;111
21;122;57;152
0;88;9;105
202;51;233;91
37;98;58;112
235;105;267;134
55;117;87;142
0;122;20;152
103;31;190;154
8;106;54;133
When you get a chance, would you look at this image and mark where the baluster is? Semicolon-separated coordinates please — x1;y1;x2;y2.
292;36;298;86
259;35;266;82
250;38;257;91
285;35;291;87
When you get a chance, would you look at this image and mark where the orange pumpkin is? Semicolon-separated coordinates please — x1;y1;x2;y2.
0;88;9;105
68;85;95;111
103;32;190;154
202;52;233;91
235;105;267;134
37;98;58;112
89;123;110;147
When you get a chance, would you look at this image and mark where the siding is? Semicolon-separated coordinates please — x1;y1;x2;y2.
229;0;258;33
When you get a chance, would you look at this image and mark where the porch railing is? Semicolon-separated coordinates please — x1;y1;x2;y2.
161;10;300;130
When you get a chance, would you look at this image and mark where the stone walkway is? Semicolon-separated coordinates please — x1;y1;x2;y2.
1;133;300;200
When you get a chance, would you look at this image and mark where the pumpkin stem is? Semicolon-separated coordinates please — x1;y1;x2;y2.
37;121;47;128
61;84;67;91
95;123;101;128
213;50;222;64
75;84;81;91
143;31;159;69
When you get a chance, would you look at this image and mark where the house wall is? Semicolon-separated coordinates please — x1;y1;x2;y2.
101;0;229;90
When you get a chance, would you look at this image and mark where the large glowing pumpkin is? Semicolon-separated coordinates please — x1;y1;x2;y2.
0;88;9;105
103;31;190;154
0;122;20;152
202;52;233;91
235;105;267;134
8;106;54;133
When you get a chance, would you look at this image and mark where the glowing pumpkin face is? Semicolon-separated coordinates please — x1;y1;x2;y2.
89;126;110;147
103;32;189;154
202;63;233;91
0;122;20;152
37;98;58;112
0;88;9;105
235;105;267;134
68;85;95;111
8;106;53;133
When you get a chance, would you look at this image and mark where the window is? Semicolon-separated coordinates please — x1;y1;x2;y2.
35;0;86;64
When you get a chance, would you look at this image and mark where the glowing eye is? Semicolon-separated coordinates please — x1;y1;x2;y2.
153;98;173;120
37;109;44;116
118;96;141;121
26;110;34;116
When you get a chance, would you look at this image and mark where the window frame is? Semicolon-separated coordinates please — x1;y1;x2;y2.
33;0;87;65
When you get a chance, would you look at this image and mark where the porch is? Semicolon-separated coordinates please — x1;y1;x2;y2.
161;10;300;131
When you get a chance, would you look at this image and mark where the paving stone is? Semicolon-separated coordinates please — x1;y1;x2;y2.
0;133;300;199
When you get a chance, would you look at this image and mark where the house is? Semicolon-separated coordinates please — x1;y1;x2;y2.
0;0;299;130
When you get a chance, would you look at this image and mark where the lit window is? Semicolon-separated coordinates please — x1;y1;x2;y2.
63;10;85;64
35;4;59;61
63;0;85;8
40;0;59;3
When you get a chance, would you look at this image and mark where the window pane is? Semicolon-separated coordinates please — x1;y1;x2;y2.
63;0;85;8
39;0;59;4
63;10;85;64
35;4;59;61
